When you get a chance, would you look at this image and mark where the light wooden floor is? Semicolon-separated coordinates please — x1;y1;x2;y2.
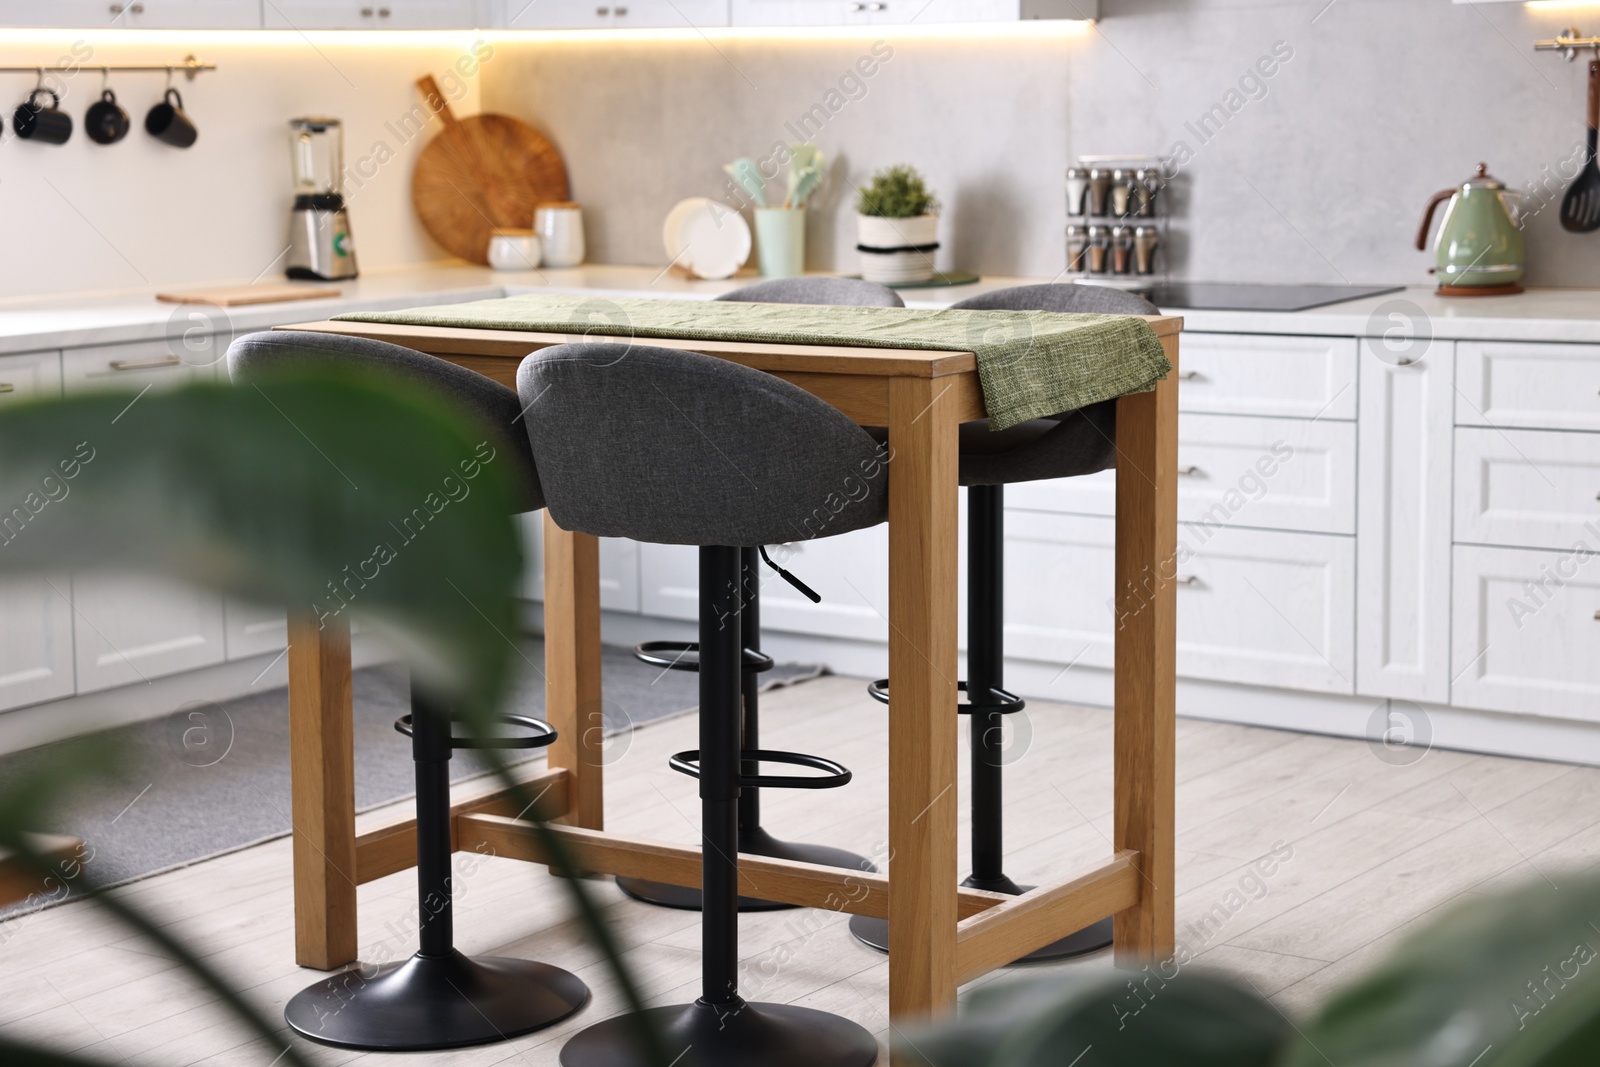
4;675;1599;1065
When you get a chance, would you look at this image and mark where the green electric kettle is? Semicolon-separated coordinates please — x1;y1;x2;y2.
1415;163;1524;292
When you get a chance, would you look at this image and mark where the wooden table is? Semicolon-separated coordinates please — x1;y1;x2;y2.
276;314;1181;1032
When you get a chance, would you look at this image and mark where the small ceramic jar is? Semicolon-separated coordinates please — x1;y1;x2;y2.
535;202;585;269
487;228;542;271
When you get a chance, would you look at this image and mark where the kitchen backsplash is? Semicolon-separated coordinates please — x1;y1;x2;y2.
3;0;1597;299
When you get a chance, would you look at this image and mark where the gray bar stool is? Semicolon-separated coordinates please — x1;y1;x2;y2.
227;331;588;1050
521;341;882;1067
852;283;1158;964
620;277;901;913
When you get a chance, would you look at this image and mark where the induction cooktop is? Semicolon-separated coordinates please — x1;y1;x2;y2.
1143;282;1404;312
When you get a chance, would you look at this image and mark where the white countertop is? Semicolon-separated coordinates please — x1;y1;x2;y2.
4;263;1599;355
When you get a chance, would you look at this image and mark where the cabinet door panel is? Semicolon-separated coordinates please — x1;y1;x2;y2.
1454;427;1600;551
518;514;640;613
1457;341;1600;433
1009;413;1355;534
0;575;76;711
1174;334;1357;420
70;574;226;693
0;350;63;406
0;1;260;28
503;0;727;27
1452;544;1600;721
224;599;288;661
1004;512;1355;693
264;0;479;29
1356;338;1453;702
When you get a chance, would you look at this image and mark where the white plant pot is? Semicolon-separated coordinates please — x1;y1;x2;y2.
857;213;939;284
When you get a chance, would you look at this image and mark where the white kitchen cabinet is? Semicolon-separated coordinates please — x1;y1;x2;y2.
0;575;77;711
729;0;1093;25
63;339;227;692
1454;427;1600;553
1356;338;1453;704
1452;544;1600;721
519;513;641;613
1004;512;1355;694
0;0;261;28
1008;413;1355;535
1168;333;1358;421
639;526;889;642
224;598;288;660
1456;340;1600;433
264;0;480;29
499;0;728;28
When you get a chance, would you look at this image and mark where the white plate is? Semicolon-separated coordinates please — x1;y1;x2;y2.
663;198;751;280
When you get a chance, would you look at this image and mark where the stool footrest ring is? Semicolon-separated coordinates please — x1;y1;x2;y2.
633;640;775;674
394;712;558;749
866;678;1026;715
668;748;852;790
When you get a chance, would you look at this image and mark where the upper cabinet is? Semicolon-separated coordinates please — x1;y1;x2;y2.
496;0;730;29
263;0;481;30
0;0;263;28
731;0;1094;24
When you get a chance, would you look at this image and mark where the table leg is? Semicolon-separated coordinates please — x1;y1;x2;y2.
287;611;357;970
542;513;605;830
1112;334;1179;963
886;376;960;1026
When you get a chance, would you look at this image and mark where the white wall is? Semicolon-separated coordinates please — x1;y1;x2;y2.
480;0;1600;288
0;32;490;299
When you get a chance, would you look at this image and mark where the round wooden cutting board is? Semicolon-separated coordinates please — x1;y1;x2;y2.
411;75;570;266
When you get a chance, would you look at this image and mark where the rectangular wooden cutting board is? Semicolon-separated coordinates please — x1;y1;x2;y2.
156;284;342;307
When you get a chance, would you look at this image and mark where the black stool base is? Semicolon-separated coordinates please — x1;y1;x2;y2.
848;878;1114;964
617;826;877;912
284;949;589;1051
560;998;879;1067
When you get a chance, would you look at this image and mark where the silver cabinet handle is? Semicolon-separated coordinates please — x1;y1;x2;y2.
0;383;14;394
131;2;143;10
1177;465;1201;477
597;4;609;13
109;356;181;371
360;5;373;14
1594;609;1600;620
378;5;390;14
1177;369;1202;381
615;4;628;13
1175;575;1200;585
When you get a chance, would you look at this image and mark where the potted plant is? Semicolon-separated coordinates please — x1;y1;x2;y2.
856;164;941;284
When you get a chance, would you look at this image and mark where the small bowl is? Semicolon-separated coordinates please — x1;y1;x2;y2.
487;229;542;271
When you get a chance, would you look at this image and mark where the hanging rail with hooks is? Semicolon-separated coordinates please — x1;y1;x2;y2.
1534;27;1600;61
0;54;216;81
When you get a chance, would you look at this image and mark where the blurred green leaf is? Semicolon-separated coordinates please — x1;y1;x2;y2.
1282;871;1600;1067
896;967;1288;1067
0;369;523;718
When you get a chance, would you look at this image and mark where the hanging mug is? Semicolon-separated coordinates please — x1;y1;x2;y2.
86;89;130;145
13;88;73;145
145;88;197;148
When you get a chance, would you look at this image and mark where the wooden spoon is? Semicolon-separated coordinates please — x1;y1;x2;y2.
1559;60;1600;233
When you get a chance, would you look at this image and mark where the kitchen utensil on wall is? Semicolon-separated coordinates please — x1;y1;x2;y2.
1136;168;1159;216
1134;225;1160;275
1111;224;1133;273
1086;224;1109;273
12;88;71;144
663;197;750;279
1110;169;1133;217
85;89;129;145
1559;60;1600;233
536;202;586;268
286;117;358;281
1066;223;1088;271
487;228;542;271
1416;162;1525;294
1085;167;1110;217
145;88;197;148
411;73;569;266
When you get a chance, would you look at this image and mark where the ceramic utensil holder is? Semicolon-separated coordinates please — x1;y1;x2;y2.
755;207;805;278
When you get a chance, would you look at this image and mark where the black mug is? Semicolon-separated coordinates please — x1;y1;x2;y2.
145;88;197;148
85;88;130;145
13;89;73;145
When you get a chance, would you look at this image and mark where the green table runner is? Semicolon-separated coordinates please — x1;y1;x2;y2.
335;294;1171;431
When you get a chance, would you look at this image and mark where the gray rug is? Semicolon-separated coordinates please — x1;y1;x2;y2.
0;640;821;906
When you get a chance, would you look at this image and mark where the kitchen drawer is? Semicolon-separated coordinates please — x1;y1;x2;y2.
0;574;76;712
1452;544;1600;721
1454;426;1600;551
1004;513;1355;694
1006;413;1355;534
0;350;62;408
519;514;640;613
640;526;889;643
1457;340;1600;432
69;573;226;693
1174;333;1357;420
62;339;218;396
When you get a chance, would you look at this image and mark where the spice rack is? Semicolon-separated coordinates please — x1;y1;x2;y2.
1063;154;1177;287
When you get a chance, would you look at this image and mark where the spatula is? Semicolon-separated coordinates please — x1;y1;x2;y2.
1559;60;1600;233
724;157;767;208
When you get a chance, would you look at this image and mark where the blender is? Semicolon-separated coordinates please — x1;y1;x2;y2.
285;117;358;281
